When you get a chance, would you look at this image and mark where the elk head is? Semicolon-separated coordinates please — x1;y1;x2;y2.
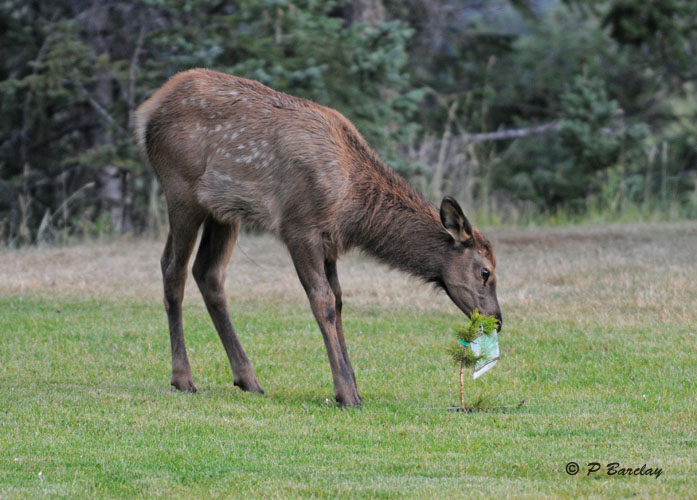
438;196;502;330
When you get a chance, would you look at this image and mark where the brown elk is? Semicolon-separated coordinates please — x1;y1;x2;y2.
134;69;501;407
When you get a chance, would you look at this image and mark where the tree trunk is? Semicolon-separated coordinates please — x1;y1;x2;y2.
459;358;465;412
99;165;123;233
347;0;385;25
431;100;458;200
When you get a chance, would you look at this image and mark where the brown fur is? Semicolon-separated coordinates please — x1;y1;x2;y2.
135;69;500;406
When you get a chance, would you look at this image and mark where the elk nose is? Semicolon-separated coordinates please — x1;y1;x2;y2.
495;313;503;332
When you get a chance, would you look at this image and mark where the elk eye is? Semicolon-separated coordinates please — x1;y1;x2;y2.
481;268;491;283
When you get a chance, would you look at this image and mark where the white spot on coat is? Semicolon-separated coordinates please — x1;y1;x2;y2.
212;170;232;181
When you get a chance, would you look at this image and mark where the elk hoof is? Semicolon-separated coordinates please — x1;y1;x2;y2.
336;389;362;408
234;377;265;394
171;376;198;393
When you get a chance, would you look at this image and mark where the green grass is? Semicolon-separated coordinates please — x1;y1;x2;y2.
1;290;695;499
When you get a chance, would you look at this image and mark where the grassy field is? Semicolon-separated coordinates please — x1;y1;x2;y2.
1;223;696;498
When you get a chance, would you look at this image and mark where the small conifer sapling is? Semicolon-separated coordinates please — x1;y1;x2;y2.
446;310;499;411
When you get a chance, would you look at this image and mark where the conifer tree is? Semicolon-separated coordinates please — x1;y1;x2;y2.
446;310;498;411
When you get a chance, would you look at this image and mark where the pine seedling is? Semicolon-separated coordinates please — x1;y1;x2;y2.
447;310;499;411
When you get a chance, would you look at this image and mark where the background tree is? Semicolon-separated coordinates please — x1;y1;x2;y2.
1;0;695;246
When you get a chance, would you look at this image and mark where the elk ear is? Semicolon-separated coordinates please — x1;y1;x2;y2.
440;196;473;244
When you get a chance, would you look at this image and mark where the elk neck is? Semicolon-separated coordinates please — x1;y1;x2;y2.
339;153;451;284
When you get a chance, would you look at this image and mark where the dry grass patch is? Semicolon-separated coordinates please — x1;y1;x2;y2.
2;222;695;324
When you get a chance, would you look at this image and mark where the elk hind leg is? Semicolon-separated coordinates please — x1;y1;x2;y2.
161;209;203;392
192;216;264;394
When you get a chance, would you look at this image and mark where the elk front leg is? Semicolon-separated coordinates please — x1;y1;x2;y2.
287;238;361;407
324;259;357;390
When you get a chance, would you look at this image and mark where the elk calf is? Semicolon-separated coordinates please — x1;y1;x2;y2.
135;69;501;406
